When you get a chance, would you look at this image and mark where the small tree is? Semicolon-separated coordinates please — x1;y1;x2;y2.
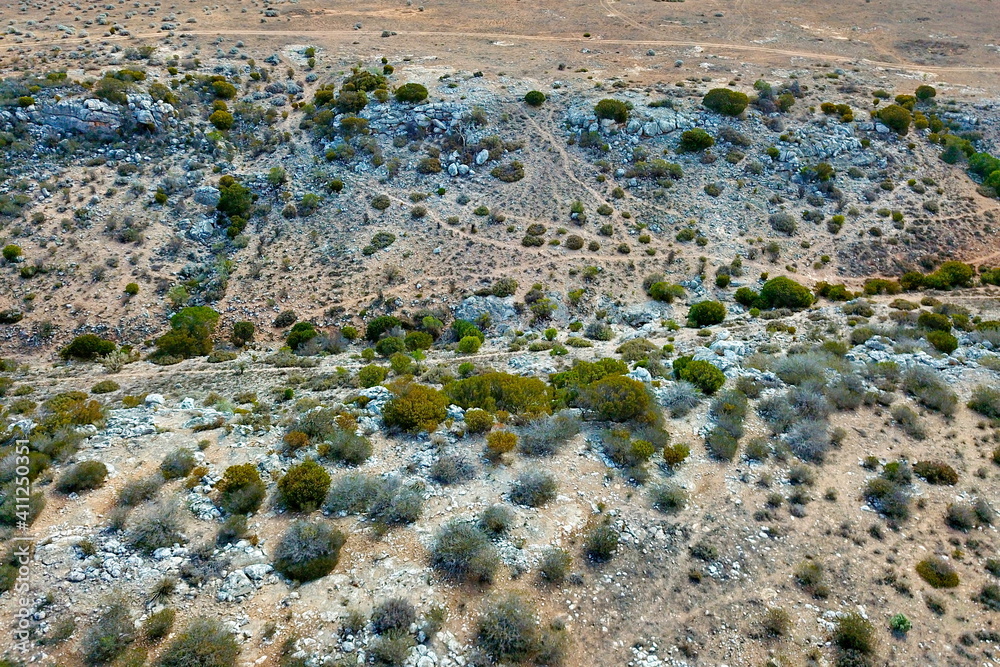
231;321;255;347
688;301;726;327
278;460;330;512
524;91;546;107
877;104;911;134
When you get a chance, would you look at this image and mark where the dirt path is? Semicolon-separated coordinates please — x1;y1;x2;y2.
21;28;1000;74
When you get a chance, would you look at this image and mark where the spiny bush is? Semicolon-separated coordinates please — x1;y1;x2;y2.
968;385;1000;419
143;608;176;642
324;473;382;515
126;501;184;553
445;372;551;415
217;464;266;515
976;584;1000;611
832;611;877;664
371;597;416;635
703;88;749;116
794;559;829;599
61;334;116;361
584;521;620;562
510;470;557;507
478;504;514;538
650;483;687;514
160;448;197;481
658;381;702;417
383;383;450;432
157;617;239;667
319;429;372;466
688;300;726;327
863;466;911;522
769;211;797;235
116;475;163;507
82;602;135;666
430;519;499;584
916;556;959;588
430;455;476;485
517;410;581;456
57;460;108;494
273;520;346;582
785;420;832;463
539;548;572;583
890;404;926;440
902;366;957;415
476;594;541;663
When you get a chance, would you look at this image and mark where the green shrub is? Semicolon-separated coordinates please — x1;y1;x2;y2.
374;336;406;357
913;460;958;485
452;318;485;342
57;461;108;493
157;617;239;667
677;359;725;395
877;104;911;134
759;276;813;309
358;364;389;388
916;556;959;588
832;611;877;660
926;330;957;353
91;380;120;394
143;608;176;642
702;88;749;116
485;430;517;458
160;448;196;481
273;519;346;582
286;322;319;352
217;464;266;515
647;281;685;303
404;330;433;351
430;519;499;583
594;98;629;122
2;244;23;262
383;383;449;432
678;128;715;152
584;522;619;562
82;602;135;666
464;408;493;434
61;334;116;360
650;482;687;513
365;315;402;342
209;109;234;130
524;90;546;107
917;312;951;331
457;336;482;353
394;82;428;103
446;371;551;414
688;300;726;327
582;375;654;422
278;460;330;512
154;306;220;360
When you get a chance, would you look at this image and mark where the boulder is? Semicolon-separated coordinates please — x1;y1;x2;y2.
193;186;221;207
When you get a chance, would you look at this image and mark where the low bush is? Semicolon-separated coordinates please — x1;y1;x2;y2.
524;90;546;107
688;300;726;327
658;381;703;417
976;584;1000;611
82;602;135;666
832;611;877;663
581;375;655;422
446;371;551;415
759;276;813;309
157;617;239;667
517;410;581;456
539;548;572;583
143;608;176;642
383;383;450;432
478;504;514;538
272;520;346;582
324;473;382;515
902;367;957;415
61;334;116;361
703;88;749;116
594;98;629;123
584;522;619;562
126;501;184;553
510;470;557;507
430;520;499;584
678;128;715;152
968;385;1000;419
116;475;163;507
676;359;725;395
394;82;428;103
91;380;120;394
217;464;266;515
650;483;687;513
429;455;476;485
57;461;108;493
160;448;197;481
278;461;331;512
913;460;958;485
371;597;416;635
476;594;541;663
464;408;493;434
916;556;959;588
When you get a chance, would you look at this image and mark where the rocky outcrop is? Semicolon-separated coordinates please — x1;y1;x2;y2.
2;94;177;137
